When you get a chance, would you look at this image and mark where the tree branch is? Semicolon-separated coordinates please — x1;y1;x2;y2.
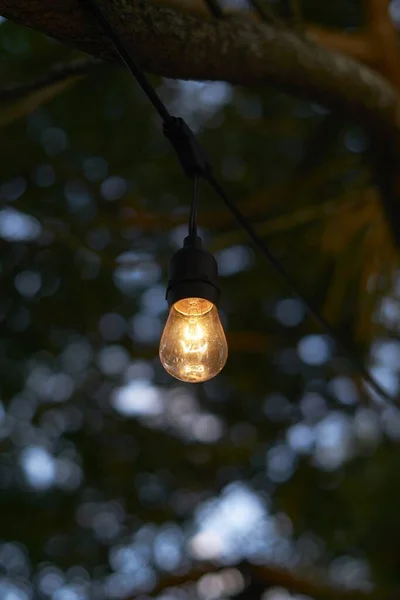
1;1;398;131
365;0;400;90
2;0;400;245
308;26;377;68
150;0;379;67
0;57;101;127
210;188;370;251
361;0;400;250
131;561;396;600
251;563;392;600
0;57;101;102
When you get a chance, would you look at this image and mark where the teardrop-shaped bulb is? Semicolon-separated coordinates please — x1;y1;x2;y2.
159;297;228;383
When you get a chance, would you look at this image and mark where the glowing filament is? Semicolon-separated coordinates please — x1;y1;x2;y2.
159;298;228;383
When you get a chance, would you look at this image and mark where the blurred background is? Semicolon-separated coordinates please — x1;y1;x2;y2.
1;0;400;599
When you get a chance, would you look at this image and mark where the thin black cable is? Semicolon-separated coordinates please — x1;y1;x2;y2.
248;0;282;25
203;0;225;18
189;175;200;239
81;0;171;123
206;174;392;403
249;0;270;22
81;0;394;404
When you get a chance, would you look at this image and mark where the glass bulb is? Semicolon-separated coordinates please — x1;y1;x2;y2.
159;297;228;383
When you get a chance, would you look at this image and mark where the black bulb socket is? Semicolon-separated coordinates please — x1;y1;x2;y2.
166;236;220;308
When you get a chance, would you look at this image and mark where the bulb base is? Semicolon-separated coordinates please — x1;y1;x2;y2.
166;236;220;307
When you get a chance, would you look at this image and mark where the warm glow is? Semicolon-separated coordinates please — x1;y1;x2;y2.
159;297;228;383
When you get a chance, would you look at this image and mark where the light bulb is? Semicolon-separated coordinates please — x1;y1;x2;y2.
159;297;228;383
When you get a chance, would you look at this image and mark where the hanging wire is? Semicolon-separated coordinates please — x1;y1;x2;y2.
80;0;394;404
81;0;171;123
203;0;225;18
189;175;200;239
247;0;283;25
205;174;391;403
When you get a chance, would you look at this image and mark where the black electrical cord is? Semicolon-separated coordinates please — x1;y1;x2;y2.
206;175;390;402
81;0;394;404
203;0;225;19
189;175;200;239
81;0;171;123
247;0;275;23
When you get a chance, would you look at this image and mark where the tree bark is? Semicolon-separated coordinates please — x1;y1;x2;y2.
151;0;380;69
